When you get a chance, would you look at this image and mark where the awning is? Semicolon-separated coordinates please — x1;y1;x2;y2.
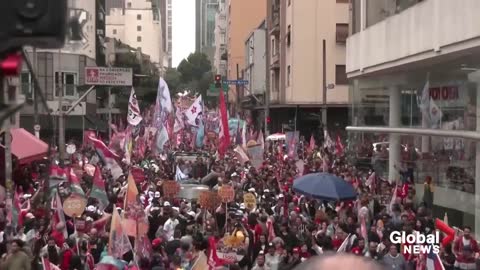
2;128;49;164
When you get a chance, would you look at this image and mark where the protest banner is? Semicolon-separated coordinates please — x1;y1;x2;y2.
63;194;87;217
218;185;235;203
163;181;180;198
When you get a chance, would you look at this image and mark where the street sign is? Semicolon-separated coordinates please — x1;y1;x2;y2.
207;83;229;97
85;67;133;86
223;79;249;86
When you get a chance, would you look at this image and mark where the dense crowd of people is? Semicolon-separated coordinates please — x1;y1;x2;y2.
0;129;478;270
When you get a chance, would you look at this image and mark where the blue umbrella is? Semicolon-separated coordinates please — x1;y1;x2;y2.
292;173;357;201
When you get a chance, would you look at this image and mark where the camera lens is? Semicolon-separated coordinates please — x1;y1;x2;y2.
16;0;47;19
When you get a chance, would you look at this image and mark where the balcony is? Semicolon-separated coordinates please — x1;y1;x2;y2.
346;0;480;77
270;13;280;35
270;53;280;70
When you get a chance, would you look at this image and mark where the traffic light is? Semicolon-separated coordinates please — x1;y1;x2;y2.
215;74;222;88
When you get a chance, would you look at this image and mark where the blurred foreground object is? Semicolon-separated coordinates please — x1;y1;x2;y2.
0;0;67;54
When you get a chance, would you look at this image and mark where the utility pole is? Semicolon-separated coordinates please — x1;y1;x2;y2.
108;86;112;140
322;39;327;128
58;50;65;165
264;23;270;136
33;48;40;138
236;63;240;116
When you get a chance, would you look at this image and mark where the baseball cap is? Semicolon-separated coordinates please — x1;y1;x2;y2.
154;191;161;198
152;238;163;247
164;201;171;207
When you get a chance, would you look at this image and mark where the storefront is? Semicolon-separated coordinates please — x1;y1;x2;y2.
348;51;480;231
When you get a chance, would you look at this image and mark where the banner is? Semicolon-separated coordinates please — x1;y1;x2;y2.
153;78;173;152
127;87;142;126
247;145;263;169
285;131;299;159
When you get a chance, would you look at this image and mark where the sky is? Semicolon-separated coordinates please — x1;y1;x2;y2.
172;0;196;67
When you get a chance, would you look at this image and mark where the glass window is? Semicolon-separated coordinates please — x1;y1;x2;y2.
55;72;76;97
287;66;291;86
137;36;142;42
127;2;131;8
113;29;117;35
137;14;141;20
335;65;347;85
137;25;142;31
336;24;349;43
20;72;33;99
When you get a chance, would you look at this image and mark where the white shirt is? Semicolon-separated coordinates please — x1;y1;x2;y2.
163;218;179;241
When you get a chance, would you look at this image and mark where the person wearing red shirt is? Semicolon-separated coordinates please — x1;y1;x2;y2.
351;238;366;256
59;238;76;270
50;223;66;248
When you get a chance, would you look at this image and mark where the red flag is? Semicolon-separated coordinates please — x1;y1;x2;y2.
335;135;344;156
91;166;109;208
218;90;230;157
308;135;316;153
42;257;53;270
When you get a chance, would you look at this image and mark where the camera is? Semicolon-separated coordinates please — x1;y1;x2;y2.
0;0;67;54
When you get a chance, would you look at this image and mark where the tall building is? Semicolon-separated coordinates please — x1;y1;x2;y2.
265;0;349;134
196;0;220;64
106;0;165;71
242;21;267;127
226;0;267;109
151;0;172;68
213;0;227;77
347;0;480;235
19;0;102;140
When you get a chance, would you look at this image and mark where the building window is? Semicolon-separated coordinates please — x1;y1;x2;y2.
137;36;142;42
55;72;77;97
288;0;291;5
137;25;142;31
287;66;291;86
127;2;132;8
271;39;276;56
336;0;349;3
137;14;141;20
336;23;349;43
286;25;291;46
113;29;117;35
335;65;347;85
20;72;33;99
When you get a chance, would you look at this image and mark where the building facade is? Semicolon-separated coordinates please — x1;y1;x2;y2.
242;21;267;124
265;0;349;135
213;0;227;77
196;0;220;64
152;0;172;68
18;0;102;141
106;0;165;72
226;0;267;109
346;0;480;236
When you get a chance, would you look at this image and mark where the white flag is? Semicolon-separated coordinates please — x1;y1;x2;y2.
184;95;203;126
173;108;185;133
429;97;442;128
175;166;188;181
127;87;142;126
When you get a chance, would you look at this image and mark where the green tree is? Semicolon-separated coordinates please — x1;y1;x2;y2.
175;52;213;97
